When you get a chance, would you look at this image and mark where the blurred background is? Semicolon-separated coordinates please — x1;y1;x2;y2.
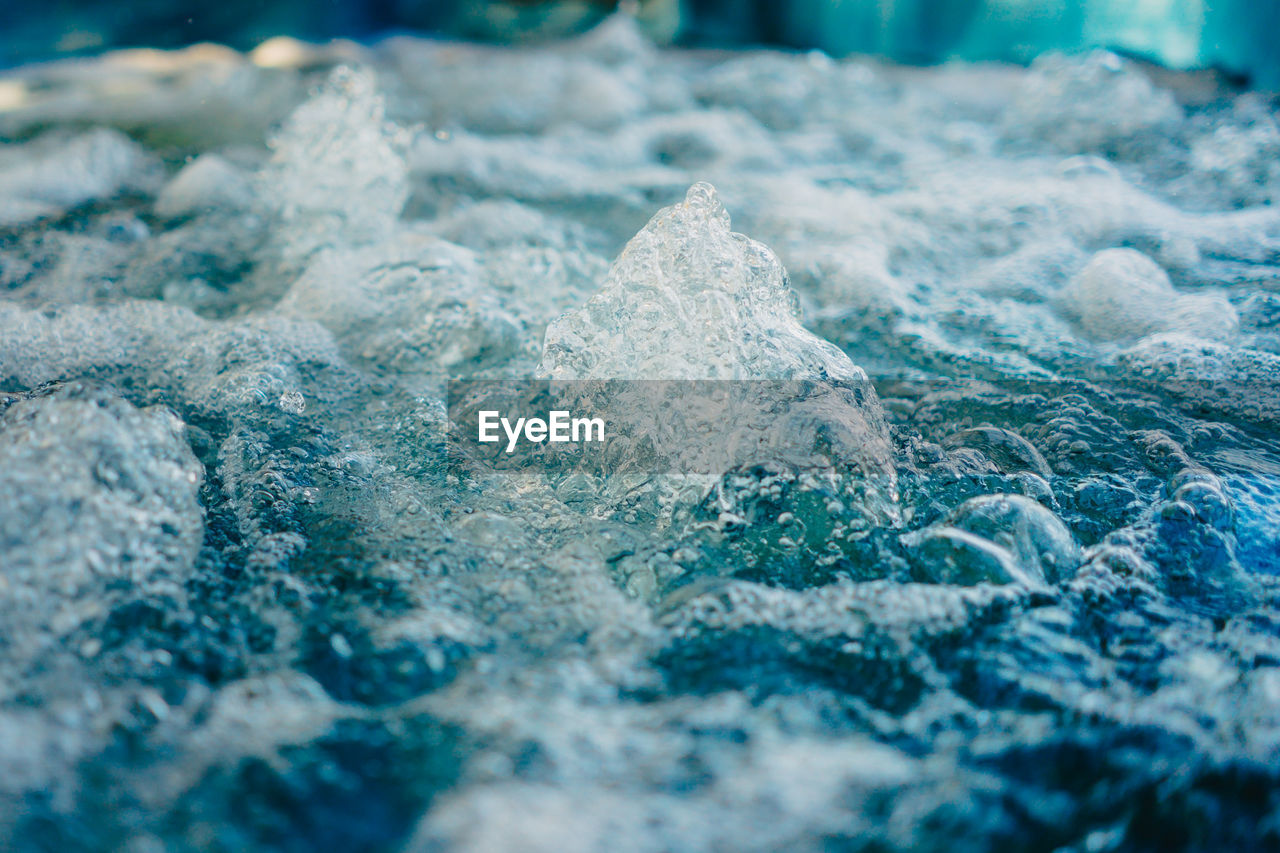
2;0;1278;86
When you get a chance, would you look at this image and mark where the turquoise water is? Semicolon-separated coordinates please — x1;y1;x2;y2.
1;16;1279;851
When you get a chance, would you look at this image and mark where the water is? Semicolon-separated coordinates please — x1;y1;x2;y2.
1;16;1279;851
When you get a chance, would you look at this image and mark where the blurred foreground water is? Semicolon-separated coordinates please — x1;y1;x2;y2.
2;12;1280;852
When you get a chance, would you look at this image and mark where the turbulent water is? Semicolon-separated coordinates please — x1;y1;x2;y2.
2;15;1280;851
